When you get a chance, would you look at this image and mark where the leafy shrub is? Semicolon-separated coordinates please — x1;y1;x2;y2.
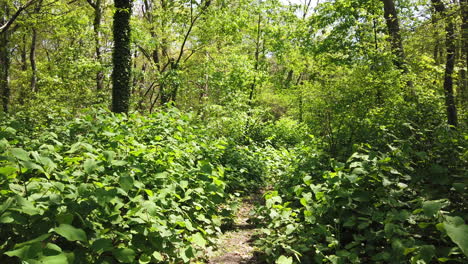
255;129;468;263
0;108;232;263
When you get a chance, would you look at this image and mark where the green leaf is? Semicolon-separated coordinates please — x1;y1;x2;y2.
38;253;69;264
53;224;88;242
422;200;445;217
11;148;30;161
0;166;17;176
152;252;163;261
419;245;435;263
15;234;52;248
103;151;116;163
84;159;98;174
443;216;468;257
113;248;136;263
91;238;113;253
119;175;134;192
276;255;293;264
112;160;127;166
16;196;41;215
139;254;151;264
5;243;42;259
0;197;14;215
190;232;207;248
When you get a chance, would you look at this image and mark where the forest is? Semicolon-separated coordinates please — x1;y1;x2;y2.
0;0;467;263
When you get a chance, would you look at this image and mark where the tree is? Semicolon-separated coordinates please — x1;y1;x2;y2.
381;0;413;90
30;0;44;93
459;0;467;105
0;0;38;112
431;0;458;127
86;0;105;91
111;0;132;113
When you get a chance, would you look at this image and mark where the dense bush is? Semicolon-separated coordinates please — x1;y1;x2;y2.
0;109;232;263
254;125;468;264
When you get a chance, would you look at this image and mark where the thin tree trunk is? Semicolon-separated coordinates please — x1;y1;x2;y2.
111;0;132;113
0;2;10;113
431;0;458;127
30;27;38;92
21;34;27;71
249;12;262;103
30;0;42;93
0;32;9;113
94;0;104;91
381;0;413;91
86;0;104;91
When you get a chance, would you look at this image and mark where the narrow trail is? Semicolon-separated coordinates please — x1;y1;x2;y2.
208;195;262;264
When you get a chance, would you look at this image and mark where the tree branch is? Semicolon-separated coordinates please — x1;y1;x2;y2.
85;0;97;9
0;0;38;34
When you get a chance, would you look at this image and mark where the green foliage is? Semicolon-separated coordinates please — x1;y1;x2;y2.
0;108;233;263
253;125;467;263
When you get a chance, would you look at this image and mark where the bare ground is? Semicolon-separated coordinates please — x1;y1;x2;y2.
208;195;262;264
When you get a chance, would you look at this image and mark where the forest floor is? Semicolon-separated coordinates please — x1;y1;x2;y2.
208;194;263;264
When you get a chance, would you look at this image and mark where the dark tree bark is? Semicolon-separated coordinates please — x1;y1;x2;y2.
249;11;262;103
460;0;468;105
86;0;104;91
431;0;458;127
0;31;10;113
1;2;11;113
111;0;132;113
21;34;27;71
29;0;43;93
0;0;38;112
30;27;38;92
382;0;406;70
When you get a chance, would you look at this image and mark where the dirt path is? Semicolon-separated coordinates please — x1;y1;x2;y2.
208;195;261;264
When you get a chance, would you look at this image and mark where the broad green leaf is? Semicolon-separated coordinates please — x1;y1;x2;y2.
84;159;97;174
11;148;30;161
191;232;206;247
0;197;14;215
113;248;136;263
103;151;116;163
53;224;87;242
422;200;445;217
444;216;468;257
15;234;52;248
419;245;435;262
178;246;194;263
276;255;293;264
0;166;17;176
91;238;113;253
16;196;41;215
119;175;134;192
152;252;163;261
38;253;68;264
5;243;41;259
112;160;127;166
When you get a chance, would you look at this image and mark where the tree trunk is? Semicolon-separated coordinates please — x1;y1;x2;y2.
0;2;9;113
111;0;132;113
431;0;458;127
94;0;104;91
0;32;9;113
30;28;38;92
381;0;405;69
249;12;262;103
30;0;42;93
460;0;468;105
381;0;413;91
